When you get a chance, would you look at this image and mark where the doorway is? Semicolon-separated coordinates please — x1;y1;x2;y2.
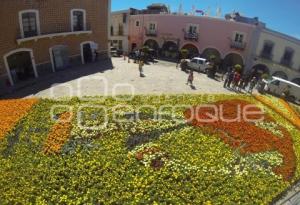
81;41;98;64
4;49;38;85
51;45;70;71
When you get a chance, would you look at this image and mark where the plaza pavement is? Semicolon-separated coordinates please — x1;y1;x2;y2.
2;57;234;99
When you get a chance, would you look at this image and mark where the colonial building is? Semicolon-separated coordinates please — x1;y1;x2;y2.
125;6;300;83
110;4;170;53
252;29;300;84
110;10;130;52
0;0;110;90
227;12;300;84
128;12;260;71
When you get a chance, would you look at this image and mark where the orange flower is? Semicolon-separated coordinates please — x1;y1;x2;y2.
0;98;38;141
43;112;72;155
184;99;296;181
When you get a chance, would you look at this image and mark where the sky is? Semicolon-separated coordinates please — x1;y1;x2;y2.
112;0;300;40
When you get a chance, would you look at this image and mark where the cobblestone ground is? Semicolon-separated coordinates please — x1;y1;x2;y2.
30;58;234;98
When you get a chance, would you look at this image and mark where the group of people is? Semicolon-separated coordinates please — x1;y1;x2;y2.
223;65;259;94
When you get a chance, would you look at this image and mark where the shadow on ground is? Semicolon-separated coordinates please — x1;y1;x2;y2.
0;59;113;99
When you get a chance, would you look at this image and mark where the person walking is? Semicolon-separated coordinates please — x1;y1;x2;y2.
139;60;145;77
187;70;194;86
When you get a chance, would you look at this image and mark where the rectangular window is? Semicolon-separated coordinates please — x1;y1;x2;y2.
22;12;38;38
122;13;127;23
283;49;293;61
110;26;114;36
72;10;85;31
149;23;156;31
281;48;294;67
261;42;274;58
135;21;140;27
234;33;244;43
118;24;124;35
188;25;197;34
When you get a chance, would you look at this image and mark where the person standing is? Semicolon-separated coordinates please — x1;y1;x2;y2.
232;72;241;90
248;77;257;94
225;70;235;88
139;60;145;77
238;77;244;92
176;51;182;68
187;70;194;86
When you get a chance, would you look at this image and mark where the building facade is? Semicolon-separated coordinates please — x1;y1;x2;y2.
110;10;130;52
0;0;110;89
129;13;258;70
253;28;300;84
120;5;300;84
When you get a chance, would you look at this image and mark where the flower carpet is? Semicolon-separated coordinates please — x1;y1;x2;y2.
0;95;300;204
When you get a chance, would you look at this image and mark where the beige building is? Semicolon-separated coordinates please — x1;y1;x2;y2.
253;28;300;84
0;0;110;89
110;10;130;53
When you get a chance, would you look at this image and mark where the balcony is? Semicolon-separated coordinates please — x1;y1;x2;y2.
145;29;157;37
184;32;199;41
17;24;92;45
280;59;293;68
260;52;273;60
230;40;246;50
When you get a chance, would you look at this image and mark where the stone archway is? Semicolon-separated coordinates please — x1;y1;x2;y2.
272;71;288;80
201;48;222;65
223;53;244;68
181;44;199;58
144;39;159;51
161;41;178;59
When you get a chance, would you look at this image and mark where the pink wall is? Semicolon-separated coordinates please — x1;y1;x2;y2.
129;14;257;62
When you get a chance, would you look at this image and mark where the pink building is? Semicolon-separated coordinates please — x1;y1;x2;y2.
129;14;259;70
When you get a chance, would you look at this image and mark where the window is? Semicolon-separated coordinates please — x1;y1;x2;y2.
191;59;198;63
135;21;140;27
188;25;197;34
122;13;127;23
149;23;156;31
234;33;244;43
261;41;274;59
110;26;114;36
19;10;40;38
118;24;124;35
281;47;294;66
71;9;86;31
272;80;280;86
